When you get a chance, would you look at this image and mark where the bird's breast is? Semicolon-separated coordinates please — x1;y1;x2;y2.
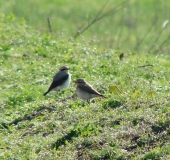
55;74;71;90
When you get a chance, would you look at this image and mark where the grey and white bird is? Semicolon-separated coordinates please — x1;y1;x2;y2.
44;66;71;96
74;78;106;103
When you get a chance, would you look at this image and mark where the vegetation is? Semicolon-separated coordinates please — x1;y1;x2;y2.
1;0;170;53
0;0;170;159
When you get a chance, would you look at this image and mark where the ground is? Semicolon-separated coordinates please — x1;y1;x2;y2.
0;1;170;159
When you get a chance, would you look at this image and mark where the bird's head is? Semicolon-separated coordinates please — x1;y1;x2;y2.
74;78;86;84
60;66;69;72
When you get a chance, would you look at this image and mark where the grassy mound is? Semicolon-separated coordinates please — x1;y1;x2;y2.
0;12;170;160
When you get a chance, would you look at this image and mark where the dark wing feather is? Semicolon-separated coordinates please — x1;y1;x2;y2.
79;84;102;96
44;74;68;96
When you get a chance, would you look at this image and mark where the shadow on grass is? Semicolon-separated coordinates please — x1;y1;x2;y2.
52;123;102;150
151;119;170;134
0;121;10;130
51;129;79;150
102;99;122;109
9;104;56;126
125;124;170;152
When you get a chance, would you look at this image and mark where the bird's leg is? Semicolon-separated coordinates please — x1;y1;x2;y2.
87;100;90;104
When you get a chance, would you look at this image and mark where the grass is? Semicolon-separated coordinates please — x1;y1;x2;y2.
1;0;170;53
0;2;170;160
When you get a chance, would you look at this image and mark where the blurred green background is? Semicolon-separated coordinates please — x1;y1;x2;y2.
1;1;170;159
1;0;170;53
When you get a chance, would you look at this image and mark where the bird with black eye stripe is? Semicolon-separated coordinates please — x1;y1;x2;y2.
44;66;71;96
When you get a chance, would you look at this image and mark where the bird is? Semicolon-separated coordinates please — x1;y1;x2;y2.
74;78;106;103
43;66;71;96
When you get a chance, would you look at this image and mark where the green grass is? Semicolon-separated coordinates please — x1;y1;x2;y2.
0;3;170;160
1;0;170;53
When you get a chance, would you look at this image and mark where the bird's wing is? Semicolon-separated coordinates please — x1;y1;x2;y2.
46;72;69;92
79;84;102;96
53;71;65;81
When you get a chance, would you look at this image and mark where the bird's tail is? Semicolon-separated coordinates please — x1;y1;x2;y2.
101;94;107;98
43;91;49;96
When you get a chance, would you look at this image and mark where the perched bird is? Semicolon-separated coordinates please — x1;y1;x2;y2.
44;66;71;96
74;78;106;103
